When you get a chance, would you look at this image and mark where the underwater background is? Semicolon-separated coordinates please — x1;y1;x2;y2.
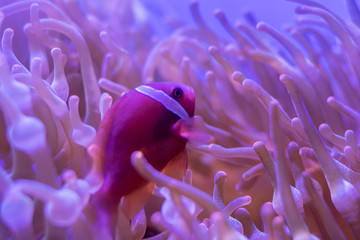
0;0;360;239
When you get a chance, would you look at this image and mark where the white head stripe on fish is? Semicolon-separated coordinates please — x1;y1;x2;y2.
135;85;189;119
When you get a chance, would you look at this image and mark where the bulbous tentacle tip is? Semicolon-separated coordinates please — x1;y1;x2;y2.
50;47;62;57
256;21;268;31
214;9;224;19
288;141;299;153
208;45;219;55
205;70;215;80
214;171;227;184
279;73;293;83
45;188;82;227
231;71;245;83
295;5;312;14
327;96;336;105
253;141;265;150
1;188;34;232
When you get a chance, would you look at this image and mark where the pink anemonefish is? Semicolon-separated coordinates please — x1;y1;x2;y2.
90;82;203;230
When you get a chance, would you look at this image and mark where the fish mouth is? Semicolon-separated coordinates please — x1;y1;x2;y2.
187;86;196;117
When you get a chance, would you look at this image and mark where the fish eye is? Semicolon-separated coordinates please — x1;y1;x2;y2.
172;88;183;99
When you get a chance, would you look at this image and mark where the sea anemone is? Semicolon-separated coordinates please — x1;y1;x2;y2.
1;0;360;239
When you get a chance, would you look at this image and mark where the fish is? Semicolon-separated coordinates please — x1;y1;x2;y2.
90;82;196;229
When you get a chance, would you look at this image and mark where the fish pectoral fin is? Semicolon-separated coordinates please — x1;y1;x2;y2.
162;149;188;181
172;115;213;145
120;181;154;219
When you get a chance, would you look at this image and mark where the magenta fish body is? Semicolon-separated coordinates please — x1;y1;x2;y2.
93;82;195;207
